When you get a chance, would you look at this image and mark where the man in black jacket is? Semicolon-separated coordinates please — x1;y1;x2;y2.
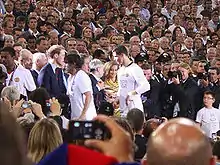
89;59;105;110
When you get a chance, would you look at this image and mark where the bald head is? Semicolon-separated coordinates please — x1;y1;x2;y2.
147;118;213;165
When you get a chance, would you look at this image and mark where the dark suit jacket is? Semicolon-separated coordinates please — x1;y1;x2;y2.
89;74;105;109
41;64;70;118
172;77;202;120
41;64;67;98
142;78;161;119
30;69;39;87
21;30;33;40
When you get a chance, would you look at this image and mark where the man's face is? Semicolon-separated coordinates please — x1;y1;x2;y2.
207;48;216;61
4;23;14;34
40;6;48;17
22;54;33;70
143;69;152;81
130;37;140;46
191;61;199;73
54;49;65;67
130;45;140;58
82;57;90;73
39;40;48;53
49;33;59;45
91;43;100;53
67;40;77;51
14;45;22;60
65;63;75;74
63;21;71;32
182;53;191;64
98;37;108;47
209;69;218;83
0;51;14;69
76;41;87;53
29;19;37;30
197;62;205;73
113;52;124;65
200;27;208;36
37;55;48;69
5;1;14;12
185;38;193;49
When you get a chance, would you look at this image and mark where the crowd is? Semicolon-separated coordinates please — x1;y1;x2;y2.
0;0;220;164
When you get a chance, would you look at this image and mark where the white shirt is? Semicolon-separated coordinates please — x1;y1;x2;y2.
67;70;97;120
6;65;36;97
117;63;150;117
196;107;220;138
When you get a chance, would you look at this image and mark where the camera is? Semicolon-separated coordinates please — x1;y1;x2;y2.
167;70;182;80
46;100;51;107
21;101;32;109
68;120;108;140
197;73;209;80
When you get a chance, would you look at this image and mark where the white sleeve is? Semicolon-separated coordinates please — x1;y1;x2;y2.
24;70;36;92
132;66;150;95
196;110;202;123
77;71;92;94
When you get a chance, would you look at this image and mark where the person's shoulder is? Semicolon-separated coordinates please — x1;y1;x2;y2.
76;70;90;80
197;107;206;113
17;65;31;73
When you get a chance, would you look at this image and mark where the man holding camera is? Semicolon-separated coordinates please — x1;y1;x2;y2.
199;67;220;109
160;63;201;120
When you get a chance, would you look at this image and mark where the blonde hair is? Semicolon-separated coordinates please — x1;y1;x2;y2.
27;118;63;163
103;61;119;80
179;62;193;74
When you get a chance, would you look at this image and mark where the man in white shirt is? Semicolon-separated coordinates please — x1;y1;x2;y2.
113;45;150;117
65;54;97;120
0;47;36;99
196;91;220;138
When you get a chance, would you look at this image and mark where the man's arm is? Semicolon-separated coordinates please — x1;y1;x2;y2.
79;91;92;119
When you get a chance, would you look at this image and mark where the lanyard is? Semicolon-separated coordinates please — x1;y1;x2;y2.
8;65;17;86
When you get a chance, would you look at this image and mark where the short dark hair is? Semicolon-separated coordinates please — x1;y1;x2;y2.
209;67;220;75
64;54;83;69
36;38;47;45
93;49;105;59
204;91;215;99
0;47;16;57
127;108;145;132
113;45;128;56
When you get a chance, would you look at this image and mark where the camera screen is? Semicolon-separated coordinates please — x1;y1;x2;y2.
68;121;106;140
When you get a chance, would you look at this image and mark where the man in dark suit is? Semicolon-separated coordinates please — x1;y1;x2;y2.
31;52;48;87
141;63;162;119
89;59;105;110
39;45;70;118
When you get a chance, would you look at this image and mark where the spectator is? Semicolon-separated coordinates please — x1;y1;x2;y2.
127;108;146;161
0;47;36;99
27;118;63;163
145;118;213;165
196;91;220;138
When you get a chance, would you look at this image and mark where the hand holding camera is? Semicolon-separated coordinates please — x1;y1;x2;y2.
84;115;134;163
49;97;61;116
